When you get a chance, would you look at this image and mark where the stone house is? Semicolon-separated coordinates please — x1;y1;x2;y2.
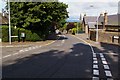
82;15;97;33
0;13;9;25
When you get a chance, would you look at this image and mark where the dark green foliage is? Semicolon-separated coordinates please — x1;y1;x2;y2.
2;26;9;42
6;2;68;39
2;26;43;42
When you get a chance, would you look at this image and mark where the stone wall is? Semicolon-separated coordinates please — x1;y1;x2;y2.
89;30;120;44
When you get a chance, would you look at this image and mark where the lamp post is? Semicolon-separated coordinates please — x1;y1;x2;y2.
8;0;11;44
96;16;99;42
96;13;103;42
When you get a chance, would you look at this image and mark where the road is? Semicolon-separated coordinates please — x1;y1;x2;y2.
2;34;119;79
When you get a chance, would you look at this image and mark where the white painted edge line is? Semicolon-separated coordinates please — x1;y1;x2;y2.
2;35;61;59
3;54;12;58
105;70;112;77
71;35;95;54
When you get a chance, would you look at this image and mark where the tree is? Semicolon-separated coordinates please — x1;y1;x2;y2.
7;2;68;39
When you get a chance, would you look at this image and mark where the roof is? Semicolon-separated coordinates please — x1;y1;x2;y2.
98;14;120;26
88;22;96;29
0;13;9;25
83;16;97;25
107;14;119;26
98;16;104;25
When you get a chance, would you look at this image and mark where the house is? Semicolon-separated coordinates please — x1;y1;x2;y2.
82;15;97;33
99;13;120;31
105;14;120;31
0;13;9;25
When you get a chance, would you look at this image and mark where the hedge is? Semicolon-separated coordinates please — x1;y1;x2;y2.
2;26;43;42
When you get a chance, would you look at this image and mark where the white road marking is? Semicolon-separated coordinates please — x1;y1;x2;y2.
102;61;108;64
93;65;98;69
105;71;112;77
3;54;12;58
103;65;110;69
24;49;29;52
72;35;95;54
12;52;19;55
2;37;60;59
100;53;104;58
107;78;114;80
93;58;97;60
93;54;97;57
62;40;65;44
101;57;106;61
92;77;99;80
28;47;32;50
75;54;79;56
66;35;114;78
93;60;98;64
19;50;24;53
93;69;99;75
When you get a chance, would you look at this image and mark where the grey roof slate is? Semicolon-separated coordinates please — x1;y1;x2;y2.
84;16;97;25
88;22;96;29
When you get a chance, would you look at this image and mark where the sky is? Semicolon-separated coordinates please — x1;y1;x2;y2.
59;0;119;20
0;0;119;21
0;0;6;13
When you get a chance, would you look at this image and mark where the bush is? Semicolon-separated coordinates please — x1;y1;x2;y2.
2;26;9;42
2;26;43;42
72;28;77;35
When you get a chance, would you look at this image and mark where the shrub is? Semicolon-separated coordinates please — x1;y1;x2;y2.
2;26;42;42
72;28;77;35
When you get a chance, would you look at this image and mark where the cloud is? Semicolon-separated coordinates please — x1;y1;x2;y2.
63;2;118;19
59;0;119;2
0;0;6;13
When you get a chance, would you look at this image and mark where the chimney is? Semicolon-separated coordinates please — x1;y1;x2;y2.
103;12;108;29
2;12;5;17
2;9;5;17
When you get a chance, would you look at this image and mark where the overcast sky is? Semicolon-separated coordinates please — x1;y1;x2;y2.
0;0;119;20
59;0;119;20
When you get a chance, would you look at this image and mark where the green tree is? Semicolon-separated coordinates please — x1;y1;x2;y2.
7;2;68;39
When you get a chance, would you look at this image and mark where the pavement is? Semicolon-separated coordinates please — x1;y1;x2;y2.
1;34;119;79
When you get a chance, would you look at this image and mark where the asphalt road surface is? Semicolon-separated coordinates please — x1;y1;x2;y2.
2;34;119;79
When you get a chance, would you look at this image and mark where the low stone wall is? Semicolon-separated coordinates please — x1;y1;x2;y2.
89;30;120;44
